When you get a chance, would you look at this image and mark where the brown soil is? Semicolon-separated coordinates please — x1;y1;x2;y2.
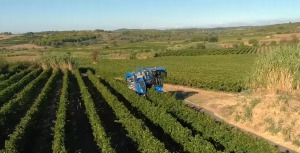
0;44;44;50
259;32;300;45
163;83;300;153
0;34;20;40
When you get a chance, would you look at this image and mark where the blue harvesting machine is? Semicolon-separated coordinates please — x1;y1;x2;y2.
125;67;167;96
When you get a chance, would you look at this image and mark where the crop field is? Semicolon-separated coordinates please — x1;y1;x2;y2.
0;65;282;153
94;54;257;92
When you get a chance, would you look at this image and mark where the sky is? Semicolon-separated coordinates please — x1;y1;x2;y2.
1;0;300;33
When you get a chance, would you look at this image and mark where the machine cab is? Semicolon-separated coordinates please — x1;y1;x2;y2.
151;67;167;92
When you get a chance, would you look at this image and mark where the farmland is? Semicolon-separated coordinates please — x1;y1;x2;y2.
0;22;300;153
95;54;256;92
0;64;281;153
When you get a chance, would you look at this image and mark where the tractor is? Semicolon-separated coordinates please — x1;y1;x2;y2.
125;67;167;96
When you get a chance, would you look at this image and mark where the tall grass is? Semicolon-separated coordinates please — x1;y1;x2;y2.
250;45;300;93
37;54;77;71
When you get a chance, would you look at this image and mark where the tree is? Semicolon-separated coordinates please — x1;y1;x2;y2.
25;32;34;36
3;32;12;35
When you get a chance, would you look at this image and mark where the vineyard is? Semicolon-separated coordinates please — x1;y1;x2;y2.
94;54;256;92
158;46;259;57
0;66;281;153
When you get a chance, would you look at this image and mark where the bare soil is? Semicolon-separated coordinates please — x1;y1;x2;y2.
163;83;300;153
259;32;300;45
0;44;44;50
0;34;20;40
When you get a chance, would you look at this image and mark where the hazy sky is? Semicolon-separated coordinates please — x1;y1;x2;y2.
1;0;300;33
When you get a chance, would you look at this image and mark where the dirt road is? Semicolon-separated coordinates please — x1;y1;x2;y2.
164;83;300;153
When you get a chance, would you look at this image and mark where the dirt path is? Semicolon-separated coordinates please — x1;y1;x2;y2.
164;83;300;153
0;34;20;40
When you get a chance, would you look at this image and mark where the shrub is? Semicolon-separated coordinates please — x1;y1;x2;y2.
248;39;259;46
195;43;206;49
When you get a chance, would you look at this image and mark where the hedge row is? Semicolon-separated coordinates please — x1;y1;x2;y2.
0;68;42;107
0;69;51;127
52;70;69;153
74;70;115;153
1;70;59;153
0;69;31;91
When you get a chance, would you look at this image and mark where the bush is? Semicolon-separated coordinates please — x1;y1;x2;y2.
195;43;206;49
248;39;259;46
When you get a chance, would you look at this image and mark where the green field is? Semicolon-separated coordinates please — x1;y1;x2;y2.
0;63;280;152
0;22;300;152
94;54;256;92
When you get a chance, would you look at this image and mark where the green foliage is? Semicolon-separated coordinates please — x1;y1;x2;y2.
0;58;7;71
249;39;259;46
146;89;279;153
87;71;169;153
74;69;115;153
52;70;69;153
0;68;42;106
0;69;51;128
208;35;219;42
32;31;98;47
250;46;300;93
1;32;12;35
96;55;255;92
0;63;30;82
2;70;59;153
159;46;258;57
102;77;217;153
38;54;77;71
195;43;206;49
0;69;31;91
0;35;38;47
